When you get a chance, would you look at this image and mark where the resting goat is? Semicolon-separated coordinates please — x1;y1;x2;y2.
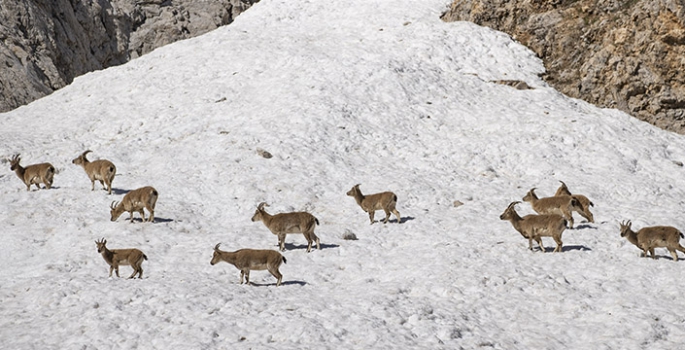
346;184;401;224
110;186;158;223
499;201;568;252
72;150;117;194
210;243;286;286
251;202;320;252
522;188;580;228
95;238;147;278
554;181;594;223
619;220;685;261
8;154;54;191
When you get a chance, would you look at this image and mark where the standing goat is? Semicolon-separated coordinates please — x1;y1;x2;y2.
522;188;580;228
95;238;147;278
210;243;286;286
554;181;594;223
72;150;117;194
619;220;685;261
499;201;568;252
346;184;401;224
8;154;54;191
110;186;158;223
251;202;320;252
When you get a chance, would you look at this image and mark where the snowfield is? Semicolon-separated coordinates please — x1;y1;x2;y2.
2;0;685;348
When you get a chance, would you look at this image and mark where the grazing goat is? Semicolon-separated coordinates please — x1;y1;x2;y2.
251;202;320;252
619;220;685;261
8;154;54;191
95;238;147;278
72;150;117;194
499;201;568;252
346;184;401;224
554;181;594;223
522;188;580;228
210;243;286;286
110;186;158;223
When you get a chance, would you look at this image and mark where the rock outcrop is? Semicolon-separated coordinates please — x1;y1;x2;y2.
442;0;685;134
0;0;257;113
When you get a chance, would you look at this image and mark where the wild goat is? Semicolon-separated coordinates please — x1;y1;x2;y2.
95;238;147;279
251;202;320;252
346;184;401;224
72;150;117;194
619;220;685;261
522;188;580;228
110;186;158;223
499;201;568;252
554;181;594;223
8;154;54;191
210;243;286;286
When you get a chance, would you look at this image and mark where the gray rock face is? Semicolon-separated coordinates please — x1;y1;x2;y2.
0;0;257;113
442;0;685;134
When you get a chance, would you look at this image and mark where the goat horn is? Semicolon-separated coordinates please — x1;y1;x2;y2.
214;243;221;251
506;201;520;210
257;202;268;210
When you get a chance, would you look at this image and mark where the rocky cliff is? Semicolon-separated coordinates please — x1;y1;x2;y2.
442;0;685;134
0;0;257;113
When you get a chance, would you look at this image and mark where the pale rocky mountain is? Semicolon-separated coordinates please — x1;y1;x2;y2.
442;0;685;134
0;0;257;113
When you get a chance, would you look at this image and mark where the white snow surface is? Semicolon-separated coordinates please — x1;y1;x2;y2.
3;0;685;348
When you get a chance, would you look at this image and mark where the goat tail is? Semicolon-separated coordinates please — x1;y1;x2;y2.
282;256;287;264
143;254;149;261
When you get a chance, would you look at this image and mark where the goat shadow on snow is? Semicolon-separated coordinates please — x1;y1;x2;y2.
572;223;597;230
641;254;684;261
29;186;59;190
249;280;308;287
126;217;173;223
560;245;592;252
111;188;130;195
283;242;340;251
374;216;415;224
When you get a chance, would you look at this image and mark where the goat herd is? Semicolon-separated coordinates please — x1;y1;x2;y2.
7;151;685;286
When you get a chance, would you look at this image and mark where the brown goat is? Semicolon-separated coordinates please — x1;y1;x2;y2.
619;220;685;261
8;154;54;191
554;181;594;223
500;201;568;252
522;188;580;228
346;184;401;224
110;186;158;223
210;243;286;286
72;150;117;194
251;202;320;252
95;238;147;279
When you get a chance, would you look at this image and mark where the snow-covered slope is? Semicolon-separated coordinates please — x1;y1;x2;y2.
2;0;685;348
